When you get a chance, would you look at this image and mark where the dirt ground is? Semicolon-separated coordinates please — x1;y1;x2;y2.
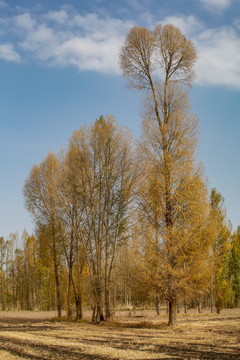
0;308;239;359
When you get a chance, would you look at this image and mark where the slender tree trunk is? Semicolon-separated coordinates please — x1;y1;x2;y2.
235;297;240;308
54;266;61;318
105;255;115;321
166;300;169;314
198;299;202;314
210;293;214;314
95;303;104;322
75;296;82;320
168;298;177;326
104;241;110;320
93;279;104;322
92;305;96;322
98;301;104;322
1;270;4;310
67;268;72;318
105;282;111;321
52;224;62;318
156;296;160;315
72;278;83;320
113;280;117;310
67;228;75;318
216;302;221;314
184;300;187;314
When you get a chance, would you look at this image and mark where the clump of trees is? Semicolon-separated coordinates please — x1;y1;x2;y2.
1;24;239;326
23;115;138;322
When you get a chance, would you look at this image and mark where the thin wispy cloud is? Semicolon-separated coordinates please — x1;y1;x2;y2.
161;14;240;88
199;0;234;12
8;10;132;73
0;1;8;8
162;15;205;37
0;43;20;62
195;26;240;87
45;10;69;24
14;13;36;31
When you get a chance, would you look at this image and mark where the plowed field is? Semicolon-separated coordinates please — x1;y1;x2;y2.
0;309;239;359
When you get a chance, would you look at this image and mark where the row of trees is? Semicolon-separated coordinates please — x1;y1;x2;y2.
0;187;240;321
1;24;240;325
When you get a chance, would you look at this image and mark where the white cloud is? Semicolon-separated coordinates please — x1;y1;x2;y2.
16;12;131;73
72;13;130;38
1;7;240;87
160;14;240;88
161;15;204;37
20;25;57;60
194;27;240;87
45;10;69;24
126;0;149;12
21;25;122;73
56;36;122;72
14;13;36;31
199;0;233;12
0;43;20;62
159;14;240;88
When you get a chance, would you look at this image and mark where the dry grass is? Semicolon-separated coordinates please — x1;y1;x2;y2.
0;309;239;359
0;350;29;360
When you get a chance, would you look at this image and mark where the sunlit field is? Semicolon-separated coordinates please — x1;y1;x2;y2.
0;308;239;359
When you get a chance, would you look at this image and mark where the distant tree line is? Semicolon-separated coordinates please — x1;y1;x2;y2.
1;23;240;326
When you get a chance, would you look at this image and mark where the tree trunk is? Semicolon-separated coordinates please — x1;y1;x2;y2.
67;268;72;318
216;302;221;314
67;228;75;318
75;296;82;320
156;296;160;315
184;300;187;314
210;294;214;314
105;285;111;321
95;303;104;322
1;274;5;310
93;281;104;323
55;274;62;318
113;281;117;310
92;306;96;322
198;299;202;314
166;300;169;314
71;251;85;321
234;296;240;308
67;270;72;318
52;224;61;318
168;298;177;326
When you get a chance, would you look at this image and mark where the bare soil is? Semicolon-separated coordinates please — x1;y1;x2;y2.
0;308;239;359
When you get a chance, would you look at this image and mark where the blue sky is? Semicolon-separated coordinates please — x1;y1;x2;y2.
0;0;240;240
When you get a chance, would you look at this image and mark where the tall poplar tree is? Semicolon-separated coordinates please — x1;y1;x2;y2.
57;146;87;319
23;152;63;317
120;24;211;325
210;188;233;313
230;227;240;307
68;115;137;321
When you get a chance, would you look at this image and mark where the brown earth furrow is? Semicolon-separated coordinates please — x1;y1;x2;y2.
0;309;239;360
0;335;115;360
0;330;239;360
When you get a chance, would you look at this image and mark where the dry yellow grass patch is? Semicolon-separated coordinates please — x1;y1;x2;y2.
0;308;239;359
0;350;29;360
